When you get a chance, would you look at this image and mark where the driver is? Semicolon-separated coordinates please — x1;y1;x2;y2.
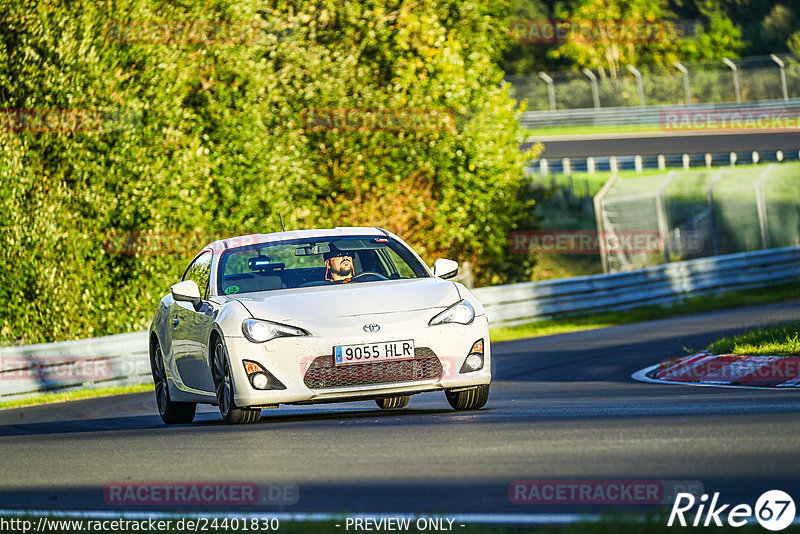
324;246;355;282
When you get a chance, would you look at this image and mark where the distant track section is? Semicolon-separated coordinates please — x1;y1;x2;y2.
523;130;800;159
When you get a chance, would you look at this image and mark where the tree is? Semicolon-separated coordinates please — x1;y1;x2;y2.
0;0;539;342
677;0;745;62
501;0;555;75
550;0;684;78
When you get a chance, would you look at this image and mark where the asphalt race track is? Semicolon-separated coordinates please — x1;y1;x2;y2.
1;301;799;518
523;130;800;158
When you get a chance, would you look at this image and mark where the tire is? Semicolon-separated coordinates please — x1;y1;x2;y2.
445;384;490;411
212;338;261;425
150;342;196;424
376;395;410;409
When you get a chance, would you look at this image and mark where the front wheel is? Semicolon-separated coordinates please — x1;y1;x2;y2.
376;395;410;409
150;342;196;424
445;384;489;411
212;339;261;425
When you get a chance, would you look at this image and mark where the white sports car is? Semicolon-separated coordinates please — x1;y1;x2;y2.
149;227;491;424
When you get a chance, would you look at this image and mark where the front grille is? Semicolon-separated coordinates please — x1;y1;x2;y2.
303;347;442;389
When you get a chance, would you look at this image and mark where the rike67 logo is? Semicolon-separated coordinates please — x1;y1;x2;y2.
669;490;796;531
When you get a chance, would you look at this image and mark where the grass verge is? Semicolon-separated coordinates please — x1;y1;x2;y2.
532;164;668;197
707;320;800;356
489;280;800;343
524;124;665;137
0;383;153;410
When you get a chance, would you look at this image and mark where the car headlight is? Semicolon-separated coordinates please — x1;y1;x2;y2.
241;319;307;343
428;299;475;326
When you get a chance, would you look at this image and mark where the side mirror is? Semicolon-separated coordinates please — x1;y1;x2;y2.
171;280;202;307
433;258;459;280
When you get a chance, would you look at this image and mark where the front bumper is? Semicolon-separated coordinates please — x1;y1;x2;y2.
225;312;491;408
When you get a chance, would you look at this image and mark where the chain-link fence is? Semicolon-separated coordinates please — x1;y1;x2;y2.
508;54;800;111
595;164;800;272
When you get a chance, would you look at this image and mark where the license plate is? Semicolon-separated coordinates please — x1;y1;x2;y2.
334;340;415;366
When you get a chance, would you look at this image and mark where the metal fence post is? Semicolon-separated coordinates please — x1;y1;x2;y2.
656;171;677;263
674;62;691;105
770;54;789;101
627;65;645;106
756;164;775;249
455;261;474;288
707;168;725;257
582;68;600;109
539;72;557;111
722;58;741;104
594;175;620;273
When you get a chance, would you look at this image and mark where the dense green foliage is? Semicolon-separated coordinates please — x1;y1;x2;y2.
503;0;798;75
0;0;540;344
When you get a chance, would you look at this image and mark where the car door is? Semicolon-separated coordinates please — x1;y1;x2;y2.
170;250;216;394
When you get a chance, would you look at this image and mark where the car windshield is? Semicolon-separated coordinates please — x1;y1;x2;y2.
217;235;430;295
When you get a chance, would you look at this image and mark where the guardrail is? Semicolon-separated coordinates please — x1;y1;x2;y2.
2;246;798;398
0;332;150;400
518;98;800;129
473;246;800;327
527;150;800;177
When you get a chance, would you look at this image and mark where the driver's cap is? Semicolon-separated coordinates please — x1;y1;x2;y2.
324;245;351;261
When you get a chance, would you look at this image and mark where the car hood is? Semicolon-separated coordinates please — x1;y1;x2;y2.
232;278;460;321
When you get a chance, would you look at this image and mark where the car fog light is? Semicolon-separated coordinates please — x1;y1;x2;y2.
459;338;485;373
465;354;483;371
252;372;269;389
242;360;287;391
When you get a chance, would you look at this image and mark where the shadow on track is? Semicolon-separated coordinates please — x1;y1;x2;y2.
0;407;459;438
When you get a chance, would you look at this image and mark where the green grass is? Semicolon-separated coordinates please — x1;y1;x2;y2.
0;383;153;410
490;280;800;343
525;123;664;137
524;119;800;137
535;168;674;198
528;253;603;281
707;320;800;356
532;156;800;197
